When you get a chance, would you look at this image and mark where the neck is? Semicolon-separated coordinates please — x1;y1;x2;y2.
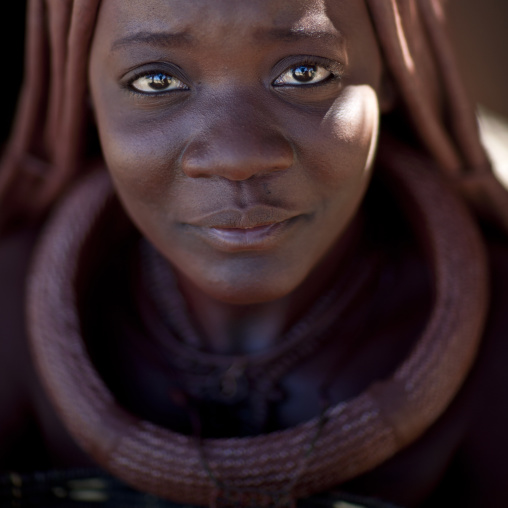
175;213;365;355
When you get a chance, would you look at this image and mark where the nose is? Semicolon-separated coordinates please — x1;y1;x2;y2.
180;99;294;181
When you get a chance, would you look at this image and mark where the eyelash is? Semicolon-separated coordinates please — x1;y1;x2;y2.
125;57;342;95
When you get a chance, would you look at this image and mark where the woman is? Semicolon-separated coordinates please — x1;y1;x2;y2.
1;0;508;507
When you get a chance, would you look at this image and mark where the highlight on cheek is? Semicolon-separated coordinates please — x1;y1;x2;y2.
321;85;380;172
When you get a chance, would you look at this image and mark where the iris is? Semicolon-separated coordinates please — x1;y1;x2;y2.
292;65;316;83
148;74;172;90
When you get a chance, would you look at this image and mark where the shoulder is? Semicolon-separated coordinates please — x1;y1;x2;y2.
0;224;94;470
0;225;41;467
0;225;41;388
469;231;508;422
472;231;508;395
434;231;508;506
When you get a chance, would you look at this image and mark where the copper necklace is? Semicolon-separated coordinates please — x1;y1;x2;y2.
27;153;488;506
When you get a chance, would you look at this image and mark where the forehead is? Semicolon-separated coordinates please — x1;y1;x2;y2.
96;0;371;45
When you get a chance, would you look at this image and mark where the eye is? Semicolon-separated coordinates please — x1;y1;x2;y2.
273;64;332;86
129;72;189;94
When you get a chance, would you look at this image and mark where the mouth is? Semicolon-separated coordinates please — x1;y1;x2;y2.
185;207;303;252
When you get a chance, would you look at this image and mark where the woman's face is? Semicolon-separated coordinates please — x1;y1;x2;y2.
89;0;389;304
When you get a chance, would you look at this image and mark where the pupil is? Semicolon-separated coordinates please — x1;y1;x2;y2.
292;65;316;82
149;74;171;90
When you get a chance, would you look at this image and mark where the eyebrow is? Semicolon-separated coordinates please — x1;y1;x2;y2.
258;28;344;44
111;31;193;52
111;27;343;53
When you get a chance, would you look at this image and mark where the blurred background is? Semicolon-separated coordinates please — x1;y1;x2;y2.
447;0;508;117
1;0;507;144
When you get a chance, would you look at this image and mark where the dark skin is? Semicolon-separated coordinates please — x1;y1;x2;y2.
1;0;508;507
88;0;392;353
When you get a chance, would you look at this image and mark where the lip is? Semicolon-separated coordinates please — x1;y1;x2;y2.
184;207;302;252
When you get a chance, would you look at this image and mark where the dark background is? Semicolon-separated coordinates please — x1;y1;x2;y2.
1;2;26;143
1;0;507;144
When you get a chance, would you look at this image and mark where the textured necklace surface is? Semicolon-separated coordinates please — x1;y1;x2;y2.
27;153;488;506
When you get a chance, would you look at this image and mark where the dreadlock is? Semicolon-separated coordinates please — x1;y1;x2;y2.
1;0;507;230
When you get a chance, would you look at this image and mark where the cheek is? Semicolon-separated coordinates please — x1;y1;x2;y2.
89;68;189;205
321;85;380;176
295;85;380;211
92;102;188;217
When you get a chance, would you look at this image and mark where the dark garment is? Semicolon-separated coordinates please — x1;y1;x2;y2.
0;469;402;508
